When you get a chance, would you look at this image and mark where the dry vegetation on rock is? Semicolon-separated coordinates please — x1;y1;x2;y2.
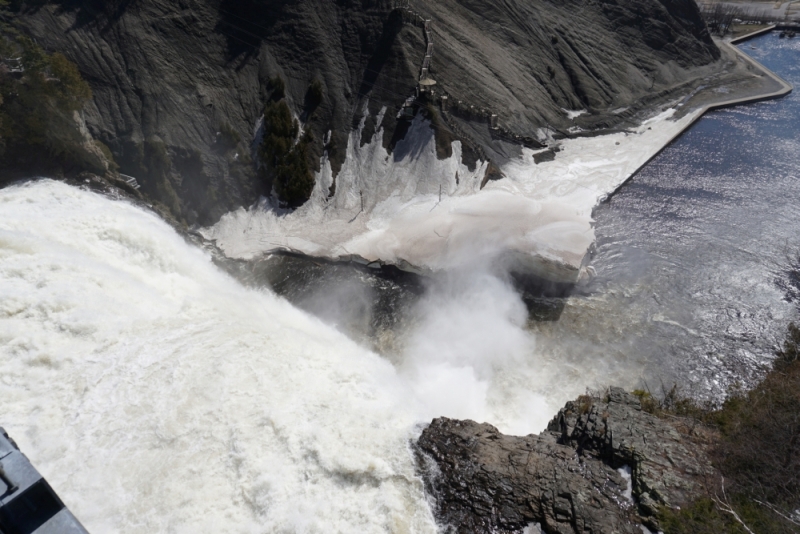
0;20;110;178
635;325;800;533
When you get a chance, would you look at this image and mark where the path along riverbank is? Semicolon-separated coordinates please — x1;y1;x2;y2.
606;27;793;195
480;28;793;284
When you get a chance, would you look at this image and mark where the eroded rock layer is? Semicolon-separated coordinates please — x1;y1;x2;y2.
10;0;720;223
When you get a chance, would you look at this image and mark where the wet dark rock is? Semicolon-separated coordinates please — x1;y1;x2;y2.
415;388;714;533
548;388;713;518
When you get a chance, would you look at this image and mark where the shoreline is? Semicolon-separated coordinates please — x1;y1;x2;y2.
207;29;793;286
601;28;793;204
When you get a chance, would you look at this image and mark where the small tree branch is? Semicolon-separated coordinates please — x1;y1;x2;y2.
753;498;800;528
712;476;756;534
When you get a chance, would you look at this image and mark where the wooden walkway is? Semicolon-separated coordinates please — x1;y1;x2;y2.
393;1;547;156
119;174;141;190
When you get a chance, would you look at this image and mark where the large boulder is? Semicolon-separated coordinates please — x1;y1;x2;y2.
415;388;715;533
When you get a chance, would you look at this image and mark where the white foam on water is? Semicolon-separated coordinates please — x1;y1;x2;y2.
0;108;688;528
400;267;535;425
0;180;439;533
1;180;592;532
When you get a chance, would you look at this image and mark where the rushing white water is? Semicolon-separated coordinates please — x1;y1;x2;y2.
1;179;594;532
0;109;706;534
0;108;708;534
2;35;795;534
0;180;441;533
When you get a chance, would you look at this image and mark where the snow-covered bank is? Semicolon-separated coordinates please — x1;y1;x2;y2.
203;108;702;281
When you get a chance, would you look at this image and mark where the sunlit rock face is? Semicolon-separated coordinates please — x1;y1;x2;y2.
416;388;715;534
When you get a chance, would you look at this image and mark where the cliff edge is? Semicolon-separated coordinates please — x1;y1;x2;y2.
415;388;716;533
8;0;720;224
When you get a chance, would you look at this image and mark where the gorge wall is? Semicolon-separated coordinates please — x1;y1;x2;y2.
7;0;720;225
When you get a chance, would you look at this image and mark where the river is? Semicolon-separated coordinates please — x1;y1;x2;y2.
534;33;800;400
0;32;797;534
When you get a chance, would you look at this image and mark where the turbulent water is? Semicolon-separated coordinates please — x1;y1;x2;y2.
0;34;798;534
0;181;575;533
264;34;800;413
0;181;437;532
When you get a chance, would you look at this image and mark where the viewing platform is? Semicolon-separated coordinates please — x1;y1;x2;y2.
0;428;89;534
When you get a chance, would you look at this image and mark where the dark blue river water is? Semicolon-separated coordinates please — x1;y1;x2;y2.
533;33;800;399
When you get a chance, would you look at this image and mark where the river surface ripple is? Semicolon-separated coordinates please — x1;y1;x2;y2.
533;34;800;399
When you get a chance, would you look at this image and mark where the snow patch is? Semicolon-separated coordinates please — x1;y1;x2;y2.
563;108;588;120
618;465;634;503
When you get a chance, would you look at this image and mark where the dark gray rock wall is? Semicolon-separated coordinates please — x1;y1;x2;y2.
421;0;719;131
13;0;415;224
11;0;720;223
415;388;715;533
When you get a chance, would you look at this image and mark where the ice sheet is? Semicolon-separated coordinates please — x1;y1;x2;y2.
204;107;702;279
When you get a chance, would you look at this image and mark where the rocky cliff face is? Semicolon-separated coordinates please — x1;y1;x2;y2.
415;388;715;534
10;0;719;224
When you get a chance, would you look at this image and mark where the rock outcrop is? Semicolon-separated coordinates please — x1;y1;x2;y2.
415;388;714;533
9;0;722;223
45;107;113;176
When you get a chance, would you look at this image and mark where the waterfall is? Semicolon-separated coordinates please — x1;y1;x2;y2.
0;180;435;533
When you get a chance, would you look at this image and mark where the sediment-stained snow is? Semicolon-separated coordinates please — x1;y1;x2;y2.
493;109;700;211
204;107;702;280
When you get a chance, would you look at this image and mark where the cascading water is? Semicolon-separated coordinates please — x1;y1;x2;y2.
1;33;798;534
0;180;439;533
0;179;576;533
